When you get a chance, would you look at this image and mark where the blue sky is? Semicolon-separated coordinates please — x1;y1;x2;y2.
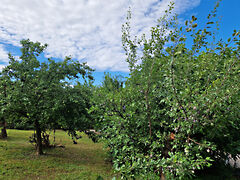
0;0;239;85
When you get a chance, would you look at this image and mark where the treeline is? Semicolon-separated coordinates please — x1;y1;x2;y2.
1;1;240;179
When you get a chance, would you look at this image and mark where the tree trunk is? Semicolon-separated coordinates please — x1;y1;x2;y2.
0;120;7;138
35;120;43;155
53;129;56;143
1;84;8;139
160;172;165;180
0;118;7;138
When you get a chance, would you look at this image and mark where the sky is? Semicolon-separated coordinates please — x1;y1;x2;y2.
0;0;239;85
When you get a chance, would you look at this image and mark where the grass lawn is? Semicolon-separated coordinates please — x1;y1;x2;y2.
0;129;115;180
0;129;239;180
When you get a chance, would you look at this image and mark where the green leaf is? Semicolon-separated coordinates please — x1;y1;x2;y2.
192;16;197;21
207;22;214;25
192;23;198;28
96;176;104;180
174;51;182;56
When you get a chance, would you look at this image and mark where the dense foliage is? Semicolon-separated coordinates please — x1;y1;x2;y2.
0;74;11;138
91;2;240;179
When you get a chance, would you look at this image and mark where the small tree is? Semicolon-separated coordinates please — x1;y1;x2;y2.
3;39;93;155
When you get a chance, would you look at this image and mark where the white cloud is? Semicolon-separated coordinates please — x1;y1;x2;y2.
0;0;200;72
0;64;6;71
0;44;9;70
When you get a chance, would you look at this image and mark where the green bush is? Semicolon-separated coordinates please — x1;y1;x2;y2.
91;1;240;179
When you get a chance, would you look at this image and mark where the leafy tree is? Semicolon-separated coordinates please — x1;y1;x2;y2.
54;82;93;143
93;1;240;179
89;73;125;134
0;74;11;138
3;39;93;155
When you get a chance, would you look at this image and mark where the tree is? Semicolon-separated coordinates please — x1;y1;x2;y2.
89;73;125;130
3;39;93;155
53;82;93;143
0;74;11;138
93;1;240;179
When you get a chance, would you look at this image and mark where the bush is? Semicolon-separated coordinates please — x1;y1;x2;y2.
91;1;240;179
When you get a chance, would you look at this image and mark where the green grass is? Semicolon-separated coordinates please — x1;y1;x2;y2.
0;129;116;180
1;130;239;180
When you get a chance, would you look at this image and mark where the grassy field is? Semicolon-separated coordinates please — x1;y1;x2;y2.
0;129;115;180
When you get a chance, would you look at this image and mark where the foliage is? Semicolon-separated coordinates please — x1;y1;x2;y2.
89;73;125;136
91;1;240;179
0;72;12;138
1;39;93;154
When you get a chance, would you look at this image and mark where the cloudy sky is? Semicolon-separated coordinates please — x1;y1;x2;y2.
0;0;239;84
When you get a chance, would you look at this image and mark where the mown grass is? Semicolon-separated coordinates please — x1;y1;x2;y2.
1;130;239;180
0;129;115;180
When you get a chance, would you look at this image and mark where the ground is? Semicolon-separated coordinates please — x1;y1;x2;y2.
0;129;238;180
0;129;115;180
